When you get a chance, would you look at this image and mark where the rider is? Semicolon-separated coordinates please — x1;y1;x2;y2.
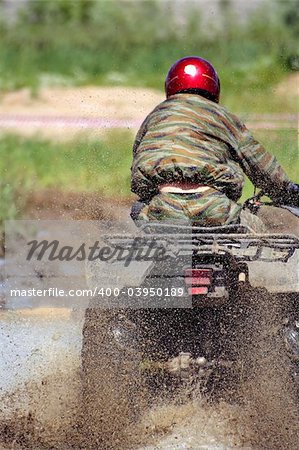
130;56;299;231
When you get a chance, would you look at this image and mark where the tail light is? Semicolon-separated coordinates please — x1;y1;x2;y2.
184;268;213;295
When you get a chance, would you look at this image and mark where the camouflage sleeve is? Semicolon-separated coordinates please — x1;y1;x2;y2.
131;119;159;200
132;119;146;155
235;124;293;199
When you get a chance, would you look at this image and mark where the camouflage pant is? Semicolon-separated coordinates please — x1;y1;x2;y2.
131;188;266;233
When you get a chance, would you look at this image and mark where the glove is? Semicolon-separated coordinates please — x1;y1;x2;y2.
273;182;299;207
285;183;299;207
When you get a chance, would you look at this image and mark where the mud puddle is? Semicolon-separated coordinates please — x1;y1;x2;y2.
0;308;252;450
0;369;82;449
0;309;83;391
0;309;84;448
0;247;299;448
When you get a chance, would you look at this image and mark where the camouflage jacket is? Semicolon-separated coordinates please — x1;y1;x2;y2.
131;93;291;202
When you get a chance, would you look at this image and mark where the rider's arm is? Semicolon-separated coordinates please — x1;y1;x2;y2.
131;119;158;201
235;125;298;206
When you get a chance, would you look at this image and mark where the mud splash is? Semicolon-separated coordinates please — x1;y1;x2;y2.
0;370;82;449
135;398;255;449
0;353;298;449
0;309;84;449
238;289;299;450
0;378;254;449
136;305;299;450
0;292;298;449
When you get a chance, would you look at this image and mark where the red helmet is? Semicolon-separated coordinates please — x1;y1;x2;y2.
165;56;220;103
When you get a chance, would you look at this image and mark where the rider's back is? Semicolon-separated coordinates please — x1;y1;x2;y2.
132;93;246;203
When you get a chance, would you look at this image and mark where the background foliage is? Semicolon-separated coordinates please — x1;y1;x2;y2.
0;0;298;97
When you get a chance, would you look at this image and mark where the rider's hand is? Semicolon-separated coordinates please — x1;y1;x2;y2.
277;182;299;207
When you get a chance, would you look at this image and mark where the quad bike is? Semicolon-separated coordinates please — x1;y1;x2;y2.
81;194;299;448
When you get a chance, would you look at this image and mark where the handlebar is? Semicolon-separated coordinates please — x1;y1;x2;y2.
243;190;299;218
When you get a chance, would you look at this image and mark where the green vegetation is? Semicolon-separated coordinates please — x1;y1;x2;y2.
0;131;132;230
0;0;298;111
0;129;297;226
0;130;132;197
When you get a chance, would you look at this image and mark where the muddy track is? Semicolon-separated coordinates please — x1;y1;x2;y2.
0;196;298;449
0;82;297;140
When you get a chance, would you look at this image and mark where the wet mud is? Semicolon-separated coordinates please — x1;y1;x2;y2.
0;206;298;449
0;309;84;449
78;289;299;449
0;370;82;449
1;291;298;450
238;289;299;450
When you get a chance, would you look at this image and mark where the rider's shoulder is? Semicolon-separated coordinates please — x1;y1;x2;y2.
145;94;247;133
215;103;247;132
165;93;243;122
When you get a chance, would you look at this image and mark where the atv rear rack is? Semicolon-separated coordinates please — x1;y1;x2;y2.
162;233;299;263
104;233;299;263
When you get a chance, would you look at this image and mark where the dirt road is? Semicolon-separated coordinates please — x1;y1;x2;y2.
0;112;297;137
0;84;297;140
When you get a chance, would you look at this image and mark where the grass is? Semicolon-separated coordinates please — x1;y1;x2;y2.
0;131;132;233
0;131;133;197
0;129;297;227
221;68;298;113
